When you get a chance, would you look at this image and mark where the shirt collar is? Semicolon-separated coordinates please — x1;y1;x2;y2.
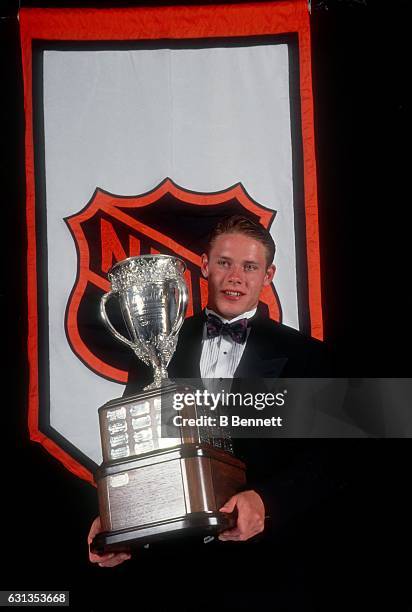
205;306;257;324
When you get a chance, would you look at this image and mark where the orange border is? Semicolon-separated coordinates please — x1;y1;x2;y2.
20;1;321;484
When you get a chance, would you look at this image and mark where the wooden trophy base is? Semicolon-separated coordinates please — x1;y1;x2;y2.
92;443;245;554
91;387;246;554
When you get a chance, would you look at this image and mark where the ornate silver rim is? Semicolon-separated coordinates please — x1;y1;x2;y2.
108;254;186;276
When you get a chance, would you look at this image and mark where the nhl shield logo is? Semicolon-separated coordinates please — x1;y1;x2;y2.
64;178;280;384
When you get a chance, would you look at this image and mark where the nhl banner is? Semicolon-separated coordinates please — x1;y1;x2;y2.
20;1;322;482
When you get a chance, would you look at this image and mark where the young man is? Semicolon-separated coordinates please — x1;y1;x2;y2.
89;215;332;567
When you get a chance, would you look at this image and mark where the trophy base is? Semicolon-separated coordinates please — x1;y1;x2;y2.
94;387;246;556
91;511;235;554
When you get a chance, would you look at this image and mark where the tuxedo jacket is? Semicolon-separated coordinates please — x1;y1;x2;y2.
111;309;382;604
124;304;344;532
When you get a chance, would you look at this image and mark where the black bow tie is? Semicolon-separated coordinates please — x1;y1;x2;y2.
206;313;249;344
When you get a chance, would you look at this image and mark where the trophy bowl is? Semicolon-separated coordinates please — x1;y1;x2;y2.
100;255;188;389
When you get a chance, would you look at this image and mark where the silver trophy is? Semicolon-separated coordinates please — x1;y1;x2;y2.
100;255;188;389
91;254;246;554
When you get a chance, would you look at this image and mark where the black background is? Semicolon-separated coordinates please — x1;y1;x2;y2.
2;0;411;610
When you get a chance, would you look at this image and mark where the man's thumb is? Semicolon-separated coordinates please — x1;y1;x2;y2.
219;495;237;513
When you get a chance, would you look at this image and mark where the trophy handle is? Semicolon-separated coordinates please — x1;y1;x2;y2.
100;291;136;349
171;279;188;337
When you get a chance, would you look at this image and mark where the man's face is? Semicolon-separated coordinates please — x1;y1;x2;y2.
201;232;275;320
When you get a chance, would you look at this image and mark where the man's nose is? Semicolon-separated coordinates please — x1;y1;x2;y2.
227;265;244;284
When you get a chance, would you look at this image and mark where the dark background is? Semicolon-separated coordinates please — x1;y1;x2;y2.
2;0;411;610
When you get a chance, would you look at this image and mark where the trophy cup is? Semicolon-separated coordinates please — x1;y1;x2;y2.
91;255;246;554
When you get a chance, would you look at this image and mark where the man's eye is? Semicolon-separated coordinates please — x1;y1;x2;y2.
244;264;258;271
218;259;230;267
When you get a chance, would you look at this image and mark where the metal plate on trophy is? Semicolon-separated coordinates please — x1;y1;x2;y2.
91;255;246;554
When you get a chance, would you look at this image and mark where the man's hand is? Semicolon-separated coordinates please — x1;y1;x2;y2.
87;517;131;567
218;490;265;542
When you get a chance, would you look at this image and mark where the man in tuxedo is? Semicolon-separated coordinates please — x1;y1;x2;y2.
88;214;334;569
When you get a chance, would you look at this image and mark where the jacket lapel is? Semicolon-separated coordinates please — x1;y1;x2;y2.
234;306;288;378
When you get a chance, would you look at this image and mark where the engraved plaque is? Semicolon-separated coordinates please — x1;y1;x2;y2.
106;407;126;421
108;460;186;530
110;446;130;460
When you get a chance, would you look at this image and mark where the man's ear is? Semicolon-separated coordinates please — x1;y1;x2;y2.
200;253;209;278
263;264;276;286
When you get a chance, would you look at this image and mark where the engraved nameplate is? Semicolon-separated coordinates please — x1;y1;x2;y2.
132;415;151;430
109;460;185;530
129;402;150;417
108;422;127;435
110;446;130;460
106;407;126;421
110;433;129;448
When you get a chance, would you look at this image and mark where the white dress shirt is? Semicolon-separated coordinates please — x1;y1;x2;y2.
200;307;257;379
